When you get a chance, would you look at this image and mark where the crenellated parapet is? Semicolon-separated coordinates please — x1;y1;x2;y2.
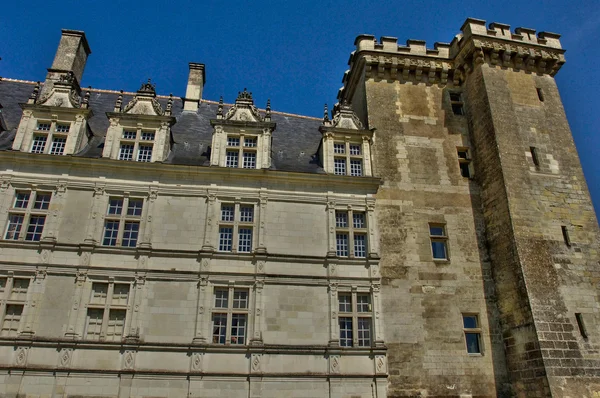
338;17;565;101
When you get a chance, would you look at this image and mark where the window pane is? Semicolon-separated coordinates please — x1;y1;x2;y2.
137;144;153;162
231;314;247;345
334;158;346;175
354;234;367;258
122;222;139;247
141;131;155;141
465;332;481;354
349;144;361;155
106;309;126;341
33;193;51;210
357;318;372;347
31;136;47;154
226;151;239;168
240;206;254;222
10;279;30;301
14;192;30;209
221;205;234;222
335;212;348;228
356;294;371;312
108;198;123;215
429;226;445;236
127;199;143;216
353;213;365;229
238;228;253;253
36;122;51;131
338;294;352;313
25;215;45;241
119;144;134;160
243;137;257;147
431;240;447;259
218;227;233;251
212;313;227;344
50;137;67;155
336;233;349;257
55;123;70;133
214;289;229;308
123;131;137;139
227;136;240;147
242;152;256;169
233;290;248;309
339;317;353;347
85;308;104;340
463;315;478;329
333;143;345;154
350;159;363;176
5;214;24;240
103;221;120;246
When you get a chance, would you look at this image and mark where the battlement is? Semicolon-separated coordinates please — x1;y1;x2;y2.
353;17;562;60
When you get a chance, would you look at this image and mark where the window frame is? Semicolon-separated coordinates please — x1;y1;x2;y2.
333;141;364;177
30;120;71;155
84;281;131;341
0;276;31;337
337;290;373;348
429;223;449;261
225;134;258;169
335;209;368;258
102;196;144;248
211;286;250;345
449;92;464;116
4;190;51;242
118;127;156;162
457;147;472;178
218;202;255;253
462;313;483;355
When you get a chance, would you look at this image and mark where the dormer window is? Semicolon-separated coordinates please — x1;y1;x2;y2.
319;102;373;177
210;89;275;170
103;80;175;163
118;129;155;162
30;121;71;155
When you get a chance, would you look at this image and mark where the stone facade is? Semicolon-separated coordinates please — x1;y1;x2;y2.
0;17;598;398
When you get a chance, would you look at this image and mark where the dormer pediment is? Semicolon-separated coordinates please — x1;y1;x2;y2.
320;101;366;132
214;89;273;125
33;73;91;110
119;80;168;117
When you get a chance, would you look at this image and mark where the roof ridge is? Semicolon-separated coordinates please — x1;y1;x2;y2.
0;77;321;121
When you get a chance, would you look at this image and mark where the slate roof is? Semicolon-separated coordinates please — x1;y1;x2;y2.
0;79;325;173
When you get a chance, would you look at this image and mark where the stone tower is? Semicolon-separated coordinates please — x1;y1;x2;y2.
339;17;600;397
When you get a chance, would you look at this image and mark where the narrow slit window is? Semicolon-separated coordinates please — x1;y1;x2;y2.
530;147;540;167
575;313;587;338
561;225;571;247
536;88;544;102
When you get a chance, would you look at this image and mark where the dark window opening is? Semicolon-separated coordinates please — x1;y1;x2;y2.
575;313;587;338
457;148;471;178
530;147;540;167
561;225;571;247
449;92;464;116
536;88;544;102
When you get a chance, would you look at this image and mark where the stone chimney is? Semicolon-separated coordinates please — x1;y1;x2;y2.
183;63;205;112
40;29;91;99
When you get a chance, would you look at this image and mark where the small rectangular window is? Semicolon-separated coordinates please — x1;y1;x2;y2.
122;221;139;247
122;131;137;140
575;313;587;338
119;144;134;161
336;233;349;257
140;131;155;141
137;145;153;162
36;122;51;131
349;144;361;156
239;206;254;223
335;211;348;228
227;137;240;147
238;228;253;252
243;137;257;148
530;147;540;167
226;151;239;168
536;88;544;102
14;192;30;209
334;158;346;175
449;92;464;115
214;289;229;308
108;198;124;215
31;136;47;154
463;314;482;354
127;199;143;216
25;215;45;241
457;148;472;178
242;152;256;169
219;227;233;251
221;205;234;222
350;159;363;176
33;193;51;210
333;143;345;154
429;224;448;260
55;124;70;133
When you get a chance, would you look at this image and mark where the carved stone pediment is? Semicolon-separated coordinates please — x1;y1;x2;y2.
323;101;364;130
221;88;264;122
120;80;165;116
35;72;83;108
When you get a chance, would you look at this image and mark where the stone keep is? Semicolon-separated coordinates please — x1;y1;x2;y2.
0;17;597;398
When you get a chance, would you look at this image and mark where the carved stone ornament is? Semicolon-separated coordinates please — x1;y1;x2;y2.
191;352;203;371
222;88;265;122
323;100;364;130
330;355;340;374
37;72;83;108
58;348;73;367
251;353;261;372
375;355;387;374
122;350;135;370
120;79;165;116
14;346;29;366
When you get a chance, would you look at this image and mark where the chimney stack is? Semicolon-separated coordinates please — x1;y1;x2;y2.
40;29;91;98
183;63;205;112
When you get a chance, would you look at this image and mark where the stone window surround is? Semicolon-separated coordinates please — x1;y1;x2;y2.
462;313;483;355
101;195;145;248
82;278;132;342
0;274;32;337
210;284;251;345
209;125;273;170
224;133;259;169
429;223;449;262
327;201;377;259
4;189;52;242
322;132;373;177
118;127;156;162
30;119;71;155
217;201;257;253
337;289;373;347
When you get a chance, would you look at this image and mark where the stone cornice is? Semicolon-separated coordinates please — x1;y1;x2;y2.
20;103;94;118
338;17;565;101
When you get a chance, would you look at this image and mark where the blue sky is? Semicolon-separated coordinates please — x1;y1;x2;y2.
1;0;599;219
